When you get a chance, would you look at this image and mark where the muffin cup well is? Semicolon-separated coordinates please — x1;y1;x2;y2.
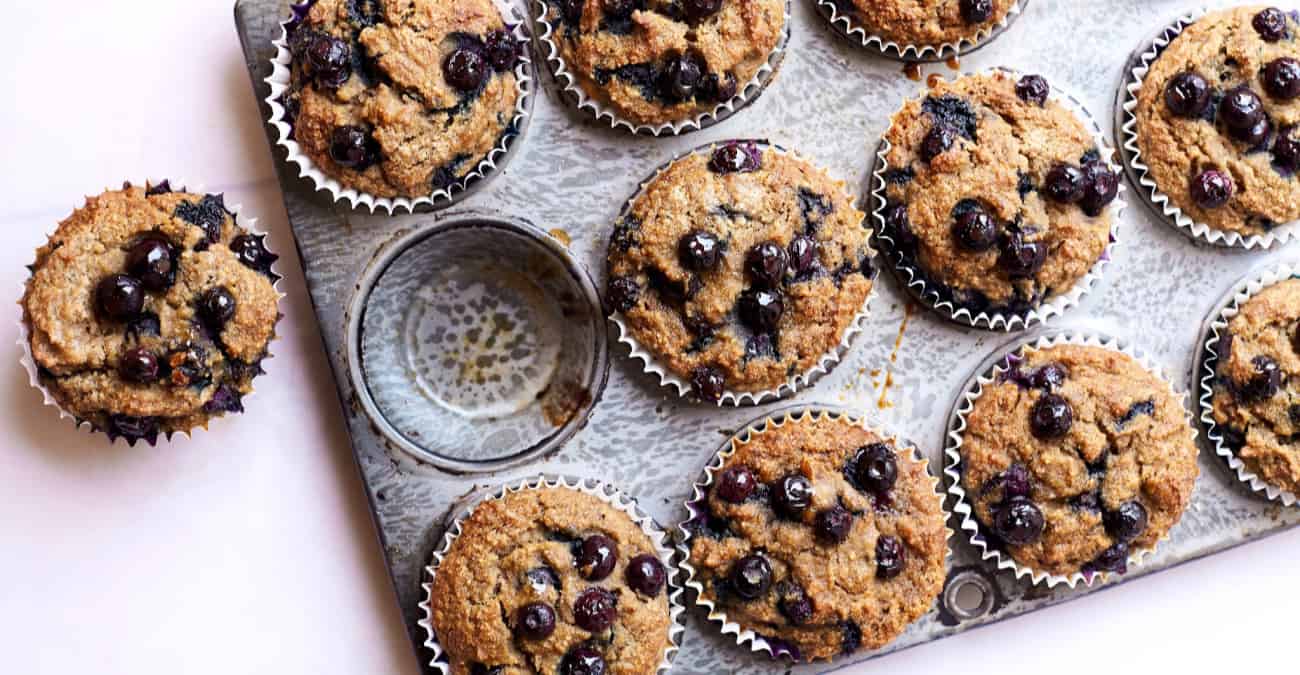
416;474;686;675
610;139;877;407
943;331;1196;588
1117;7;1300;249
17;178;285;447
263;0;535;214
531;0;790;136
676;404;950;662
871;67;1125;332
814;0;1028;62
1197;261;1300;507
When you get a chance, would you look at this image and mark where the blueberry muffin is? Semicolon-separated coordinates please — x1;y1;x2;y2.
958;344;1198;577
605;142;873;402
540;0;785;126
829;0;1016;48
21;182;281;444
1209;277;1300;496
684;412;946;661
1135;6;1300;236
428;485;674;675
879;71;1117;319
282;0;522;200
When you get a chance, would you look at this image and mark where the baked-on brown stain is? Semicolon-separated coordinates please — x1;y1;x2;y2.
926;73;944;89
548;228;572;247
876;303;915;409
946;55;961;70
903;62;921;81
542;379;592;427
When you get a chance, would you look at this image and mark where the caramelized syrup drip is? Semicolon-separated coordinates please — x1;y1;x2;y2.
946;56;961;70
903;63;921;81
876;303;915;409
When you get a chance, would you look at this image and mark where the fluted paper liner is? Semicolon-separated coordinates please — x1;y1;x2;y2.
815;0;1028;62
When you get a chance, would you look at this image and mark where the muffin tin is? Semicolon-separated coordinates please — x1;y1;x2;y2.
234;1;1300;673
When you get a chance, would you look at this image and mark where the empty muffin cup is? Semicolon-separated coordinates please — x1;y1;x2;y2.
345;215;608;473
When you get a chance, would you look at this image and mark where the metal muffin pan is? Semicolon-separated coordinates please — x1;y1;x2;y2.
235;0;1300;673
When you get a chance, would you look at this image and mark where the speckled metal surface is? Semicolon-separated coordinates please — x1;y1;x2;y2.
234;1;1300;673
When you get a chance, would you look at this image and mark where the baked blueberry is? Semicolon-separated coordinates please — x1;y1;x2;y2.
1015;75;1049;106
560;646;607;675
576;535;618;581
125;235;176;292
1104;500;1148;544
882;202;915;251
625;554;667;596
815;505;853;544
469;664;504;675
1253;7;1289;42
526;565;561;592
1190;170;1233;209
959;0;993;23
199;287;237;329
952;207;997;252
660;53;703;101
1236;115;1273;147
993;497;1045;545
444;47;489;92
738;288;784;332
708;142;761;174
1164;72;1211;117
853;443;898;494
771;474;813;518
875;535;906;578
778;591;814;625
702;72;737;103
1000;463;1031;499
1264;58;1300;100
96;274;145;321
746;242;787;288
1031;363;1068;390
229;234;277;274
1219;87;1265;132
1241;355;1282;401
1030;393;1073;439
305;34;352;88
717;465;757;503
730;554;772;599
1274;126;1300;171
329;125;378;169
1086;542;1129;574
787;235;817;276
682;0;722;22
690;365;725;403
1044;164;1086;203
514;602;556;640
119;347;160;383
679;230;722;271
573;587;617;632
919;124;955;163
997;231;1046;279
1079;162;1119;217
605;276;640;314
483;29;519;72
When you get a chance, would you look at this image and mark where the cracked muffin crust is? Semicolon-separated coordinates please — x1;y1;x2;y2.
21;183;280;445
428;486;674;675
1210;277;1300;495
829;0;1016;48
282;0;522;199
684;412;946;661
539;0;785;127
605;142;873;402
959;344;1198;578
1135;6;1300;236
879;71;1116;320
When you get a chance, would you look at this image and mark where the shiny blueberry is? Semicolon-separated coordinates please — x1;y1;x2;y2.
919;124;955;162
606;276;640;314
119;347;160;383
875;535;906;578
1001;463;1031;499
96;274;145;321
329;125;378;169
738;288;784;332
1274;126;1300;171
1087;542;1129;574
1044;163;1086;203
815;505;853;544
952;208;997;252
1163;72;1211;117
625;554;666;596
1190;170;1233;209
1219;87;1264;131
1030;393;1073;439
1104;500;1148;544
560;646;607;675
787;235;817;275
305;34;351;87
1236;114;1273;146
746;241;787;288
576;535;618;581
997;231;1047;278
994;497;1045;545
690;366;725;403
853;443;898;494
1253;7;1289;42
1031;363;1068;390
678;230;722;271
882;202;916;250
771;474;813;519
708;142;761;174
229;234;276;273
660;53;703;101
1242;355;1282;401
444;47;489;92
199;287;237;329
681;0;722;21
729;554;772;600
483;29;519;72
1015;74;1049;106
573;587;617;632
959;0;993;23
1264;58;1300;100
514;602;556;640
125;236;176;291
1080;162;1119;217
717;465;757;503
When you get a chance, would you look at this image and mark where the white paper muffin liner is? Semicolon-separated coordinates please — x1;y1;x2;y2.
675;405;951;662
17;178;285;447
1198;261;1300;507
943;331;1197;588
263;0;534;214
1119;6;1300;249
610;139;877;407
815;0;1028;62
532;0;791;136
416;474;685;675
872;67;1126;332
